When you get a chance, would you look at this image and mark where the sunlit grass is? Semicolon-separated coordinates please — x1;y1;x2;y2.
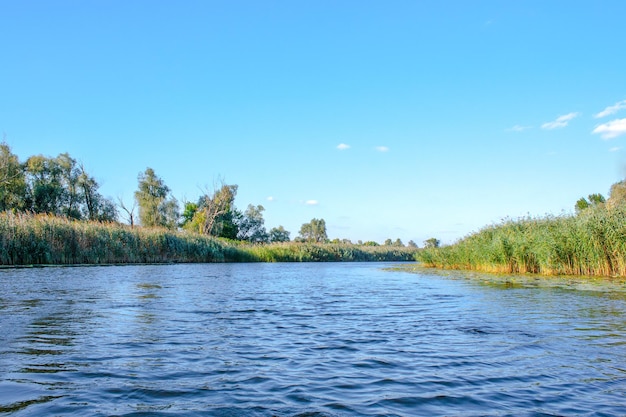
416;205;626;277
0;212;417;265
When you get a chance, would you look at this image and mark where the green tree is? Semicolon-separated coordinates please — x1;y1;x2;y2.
0;142;27;211
393;238;404;247
135;167;179;229
56;153;82;219
25;154;65;215
298;218;327;242
384;238;393;246
185;183;239;238
424;238;440;248
268;225;290;242
237;204;269;243
407;240;418;248
78;164;117;222
575;193;606;213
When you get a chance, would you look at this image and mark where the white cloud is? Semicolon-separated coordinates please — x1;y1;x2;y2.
305;200;319;206
541;112;580;130
375;146;389;152
594;100;626;118
610;146;622;152
336;143;350;150
507;125;532;132
266;196;275;201
592;118;626;140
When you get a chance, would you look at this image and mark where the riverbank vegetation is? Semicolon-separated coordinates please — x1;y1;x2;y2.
417;182;626;277
0;212;417;266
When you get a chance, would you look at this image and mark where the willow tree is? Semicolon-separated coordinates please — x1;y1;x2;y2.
183;183;239;238
0;142;27;211
298;218;327;242
135;167;179;229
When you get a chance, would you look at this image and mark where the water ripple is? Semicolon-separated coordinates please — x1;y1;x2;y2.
1;263;625;416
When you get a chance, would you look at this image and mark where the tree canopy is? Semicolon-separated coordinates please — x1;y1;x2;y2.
135;167;179;229
298;218;328;242
0;143;116;221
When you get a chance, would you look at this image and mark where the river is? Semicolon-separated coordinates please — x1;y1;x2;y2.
1;263;625;416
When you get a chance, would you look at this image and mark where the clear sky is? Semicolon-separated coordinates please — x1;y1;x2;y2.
2;1;626;245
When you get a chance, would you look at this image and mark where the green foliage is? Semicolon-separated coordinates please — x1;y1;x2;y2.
298;218;327;242
0;146;116;221
135;167;179;229
416;205;626;277
186;183;239;238
575;193;605;213
237;204;268;242
0;213;418;265
268;225;290;242
0;212;252;265
242;241;418;262
0;142;27;212
424;238;440;248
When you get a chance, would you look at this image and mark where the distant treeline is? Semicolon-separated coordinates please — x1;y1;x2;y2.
0;212;417;266
417;182;626;277
0;143;416;247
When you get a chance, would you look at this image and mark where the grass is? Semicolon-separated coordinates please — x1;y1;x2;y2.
416;204;626;277
0;212;417;266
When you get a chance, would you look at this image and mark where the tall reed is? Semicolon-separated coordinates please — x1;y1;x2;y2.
0;212;417;265
416;205;626;277
0;212;248;265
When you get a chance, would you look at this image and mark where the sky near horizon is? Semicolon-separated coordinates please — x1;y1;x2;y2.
2;1;626;244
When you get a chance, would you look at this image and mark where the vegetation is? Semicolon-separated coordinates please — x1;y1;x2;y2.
297;218;328;242
135;167;179;229
0;143;116;221
417;187;626;277
0;212;416;265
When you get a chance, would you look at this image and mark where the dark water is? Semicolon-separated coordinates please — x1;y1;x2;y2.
1;263;625;416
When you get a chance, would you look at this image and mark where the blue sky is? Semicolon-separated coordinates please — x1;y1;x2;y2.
2;1;626;244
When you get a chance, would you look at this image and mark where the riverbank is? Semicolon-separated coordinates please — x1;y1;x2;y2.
416;205;626;277
0;212;417;265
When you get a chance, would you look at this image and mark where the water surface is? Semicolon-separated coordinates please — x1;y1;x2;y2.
1;263;625;416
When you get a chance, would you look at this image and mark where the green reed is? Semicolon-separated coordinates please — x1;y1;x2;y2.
242;242;417;262
416;205;626;277
0;212;247;265
0;212;417;265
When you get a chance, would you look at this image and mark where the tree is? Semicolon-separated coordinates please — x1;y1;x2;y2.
77;164;117;222
56;153;82;219
184;183;239;238
384;238;393;246
424;238;440;248
268;225;290;242
0;142;27;211
118;196;137;227
298;218;327;242
135;168;179;229
393;238;404;247
575;193;606;213
25;154;65;215
237;204;269;243
407;240;418;248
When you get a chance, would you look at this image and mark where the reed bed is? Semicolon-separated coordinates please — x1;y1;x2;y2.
242;242;417;262
416;205;626;277
0;212;417;265
0;212;249;265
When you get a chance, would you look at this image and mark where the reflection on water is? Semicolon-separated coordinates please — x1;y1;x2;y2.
1;263;625;416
